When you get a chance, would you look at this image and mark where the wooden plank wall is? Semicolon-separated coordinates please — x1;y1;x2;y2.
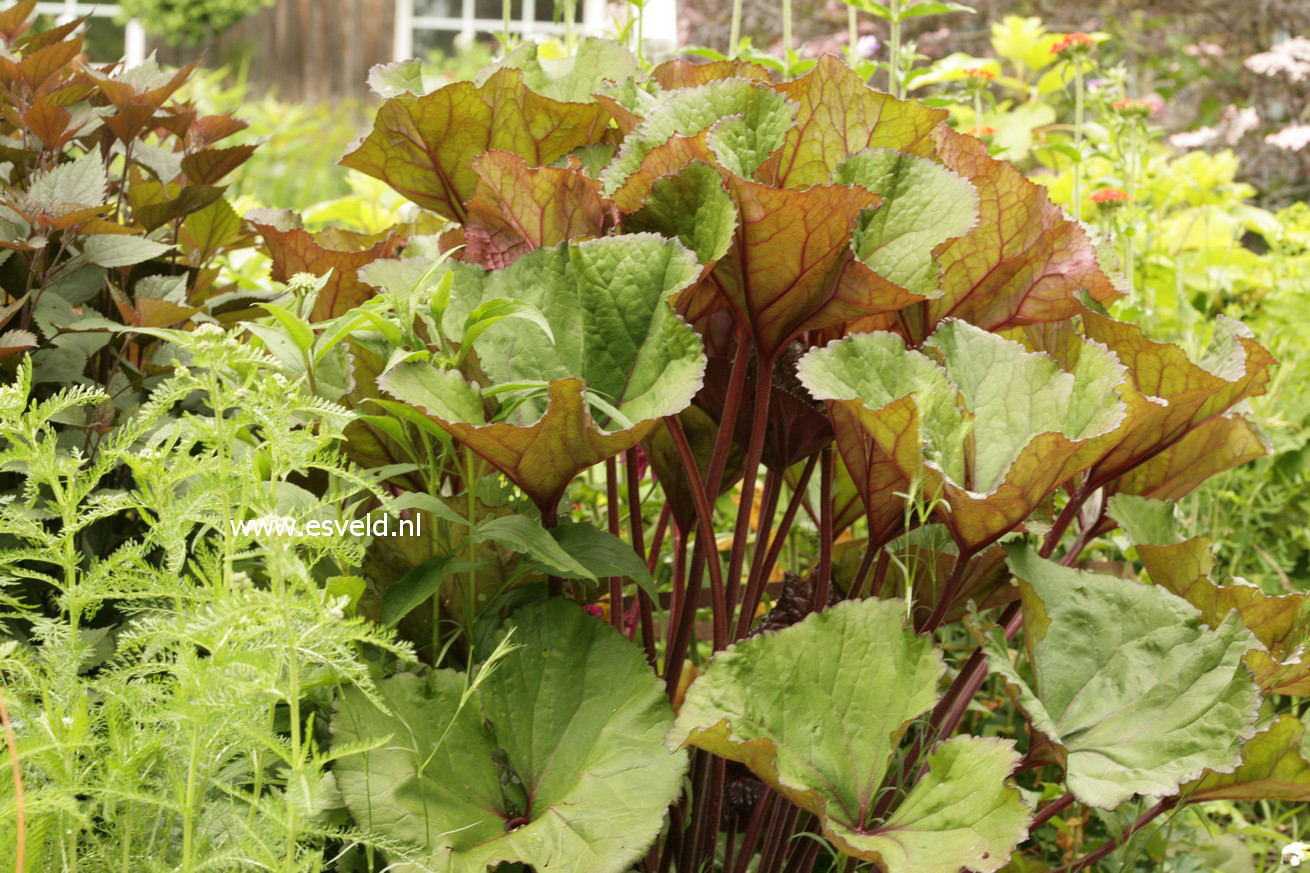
149;0;395;103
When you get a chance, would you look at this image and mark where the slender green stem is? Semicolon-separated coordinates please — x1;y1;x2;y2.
888;0;902;98
729;0;742;57
636;3;645;67
814;447;834;610
502;0;511;48
1124;123;1140;298
564;0;576;54
278;568;303;873
1;687;26;873
461;447;478;655
782;0;792;67
847;5;857;60
180;724;200;872
1072;61;1085;223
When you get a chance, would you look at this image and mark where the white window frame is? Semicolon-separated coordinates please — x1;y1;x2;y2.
393;0;676;61
33;1;146;66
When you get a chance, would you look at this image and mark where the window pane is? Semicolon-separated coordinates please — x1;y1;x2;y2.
473;0;523;22
413;28;460;55
414;0;460;15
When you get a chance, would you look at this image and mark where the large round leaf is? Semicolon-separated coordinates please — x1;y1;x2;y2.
989;544;1261;809
379;235;705;515
333;600;686;872
668;598;1030;872
797;320;1127;552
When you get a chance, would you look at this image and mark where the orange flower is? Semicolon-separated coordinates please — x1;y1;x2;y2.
966;126;997;138
1091;187;1130;205
1051;32;1095;55
1112;96;1163;118
963;67;996;81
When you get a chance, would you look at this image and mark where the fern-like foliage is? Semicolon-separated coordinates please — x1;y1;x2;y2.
0;341;417;872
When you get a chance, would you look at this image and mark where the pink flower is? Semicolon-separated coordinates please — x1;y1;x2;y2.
1245;37;1310;83
1266;124;1310;152
1168;127;1219;150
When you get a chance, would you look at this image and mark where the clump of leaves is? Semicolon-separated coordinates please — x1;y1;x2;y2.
117;0;277;45
0;0;262;410
279;33;1291;873
2;20;1294;873
0;331;416;871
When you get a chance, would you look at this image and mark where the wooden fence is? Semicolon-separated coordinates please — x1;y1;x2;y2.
149;0;397;103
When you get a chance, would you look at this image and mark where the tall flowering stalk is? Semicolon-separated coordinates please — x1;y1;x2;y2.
1053;32;1096;223
1110;96;1159;298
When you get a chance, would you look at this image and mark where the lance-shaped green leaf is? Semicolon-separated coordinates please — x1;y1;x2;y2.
461;150;610;269
379;236;705;514
988;544;1261;809
341;67;609;223
755;56;948;189
921;126;1119;341
669;598;1029;872
333;600;686;873
1115;524;1310;698
833;148;978;298
601;79;795;196
798;320;1127;552
1185;714;1310;802
480;37;639;102
1082;311;1275;491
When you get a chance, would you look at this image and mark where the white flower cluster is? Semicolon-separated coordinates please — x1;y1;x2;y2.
287;272;325;296
1245;37;1310;82
1222;105;1261;144
1167;106;1261;152
1168;127;1219;150
1284;842;1308;867
1266;124;1310;152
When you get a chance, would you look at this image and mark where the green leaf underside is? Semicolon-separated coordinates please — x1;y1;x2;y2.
1115;526;1310;697
798;319;1124;492
990;544;1261;809
834;148;978;296
601;79;795;196
483;37;639;103
1186;714;1310;802
333;600;686;873
761;57;948;188
670;598;1029;872
378;236;705;512
625;161;736;266
341;67;609;223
